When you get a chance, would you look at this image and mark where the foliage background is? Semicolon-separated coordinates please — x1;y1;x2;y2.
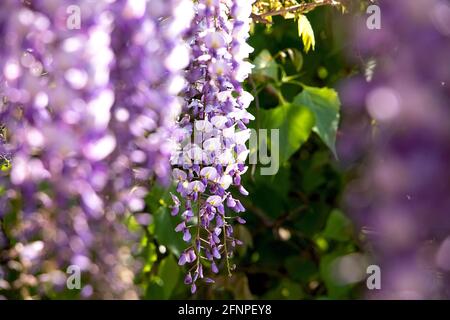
142;3;369;300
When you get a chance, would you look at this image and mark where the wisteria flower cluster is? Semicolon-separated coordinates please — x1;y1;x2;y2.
169;0;255;293
0;0;194;298
341;0;450;299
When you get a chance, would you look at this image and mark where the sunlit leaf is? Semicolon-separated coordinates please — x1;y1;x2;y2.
286;48;303;72
158;256;181;299
319;252;355;299
322;209;353;242
297;14;315;53
153;207;187;257
253;49;278;81
145;255;180;299
260;103;314;165
293;85;341;157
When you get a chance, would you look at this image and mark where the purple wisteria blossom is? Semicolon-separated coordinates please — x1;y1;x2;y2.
341;0;450;299
170;0;255;293
109;0;193;189
0;0;192;299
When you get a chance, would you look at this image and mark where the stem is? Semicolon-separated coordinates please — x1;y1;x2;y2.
222;224;232;277
252;0;339;23
284;80;305;87
249;76;261;134
249;76;260;179
276;89;287;105
0;217;13;268
195;198;201;272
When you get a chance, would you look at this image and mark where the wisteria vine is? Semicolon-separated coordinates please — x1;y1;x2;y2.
0;0;194;298
170;0;255;293
0;0;259;298
0;0;256;298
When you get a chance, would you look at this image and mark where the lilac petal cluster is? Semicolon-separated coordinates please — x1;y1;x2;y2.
109;0;193;190
341;0;450;299
0;0;192;299
170;0;255;293
0;0;137;299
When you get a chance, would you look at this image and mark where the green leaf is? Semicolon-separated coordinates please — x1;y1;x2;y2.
285;256;318;284
145;256;180;300
145;279;165;300
158;256;180;299
286;48;303;72
297;15;315;53
145;184;174;213
293;85;341;157
322;209;353;242
153;207;187;257
294;204;329;238
319;252;355;299
231;274;254;300
253;49;278;81
260;103;314;165
235;225;253;256
263;279;305;300
142;242;158;274
145;184;187;256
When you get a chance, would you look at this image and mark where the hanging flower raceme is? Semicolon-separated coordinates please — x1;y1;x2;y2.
0;0;138;299
170;0;255;293
0;0;193;299
108;0;194;212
